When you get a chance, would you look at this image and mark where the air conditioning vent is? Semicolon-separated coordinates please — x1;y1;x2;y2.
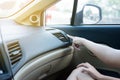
53;33;68;42
7;41;22;66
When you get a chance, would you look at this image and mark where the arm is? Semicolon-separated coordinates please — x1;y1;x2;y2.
101;75;120;80
72;36;120;67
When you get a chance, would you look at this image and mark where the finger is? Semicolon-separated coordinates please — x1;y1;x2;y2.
73;43;81;50
77;63;89;68
82;68;90;73
85;62;94;68
77;62;91;68
67;34;75;39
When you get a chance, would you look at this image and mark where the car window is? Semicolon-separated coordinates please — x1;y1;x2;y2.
75;0;120;25
45;0;74;25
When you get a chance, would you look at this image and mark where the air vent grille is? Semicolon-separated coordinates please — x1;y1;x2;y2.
7;41;22;65
53;33;68;42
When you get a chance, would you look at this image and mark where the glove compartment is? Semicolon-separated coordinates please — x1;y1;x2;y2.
14;46;73;80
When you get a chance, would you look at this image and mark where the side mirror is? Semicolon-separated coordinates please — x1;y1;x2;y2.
83;4;102;24
74;4;102;25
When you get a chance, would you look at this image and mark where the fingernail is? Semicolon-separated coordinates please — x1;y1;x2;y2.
74;43;79;48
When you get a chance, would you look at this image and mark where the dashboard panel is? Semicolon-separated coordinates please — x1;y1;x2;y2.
0;19;73;80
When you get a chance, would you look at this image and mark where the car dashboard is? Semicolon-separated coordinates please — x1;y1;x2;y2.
0;19;73;80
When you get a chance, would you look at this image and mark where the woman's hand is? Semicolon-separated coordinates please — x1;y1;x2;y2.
77;62;103;80
68;35;85;50
67;66;94;80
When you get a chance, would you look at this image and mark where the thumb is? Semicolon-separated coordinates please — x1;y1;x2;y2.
82;68;90;73
67;35;75;39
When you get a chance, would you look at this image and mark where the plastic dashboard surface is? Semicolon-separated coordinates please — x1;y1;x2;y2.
0;20;72;76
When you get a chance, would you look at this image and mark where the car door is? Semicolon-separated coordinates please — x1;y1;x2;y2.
45;0;120;79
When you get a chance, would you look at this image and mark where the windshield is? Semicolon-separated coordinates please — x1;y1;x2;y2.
0;0;33;18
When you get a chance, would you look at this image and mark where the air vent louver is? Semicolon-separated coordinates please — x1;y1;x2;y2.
53;33;68;42
7;41;22;65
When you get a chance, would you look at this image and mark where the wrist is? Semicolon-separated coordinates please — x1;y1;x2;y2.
96;74;105;80
80;38;86;46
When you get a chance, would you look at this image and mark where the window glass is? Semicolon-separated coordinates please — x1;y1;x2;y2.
76;0;120;24
45;0;74;25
